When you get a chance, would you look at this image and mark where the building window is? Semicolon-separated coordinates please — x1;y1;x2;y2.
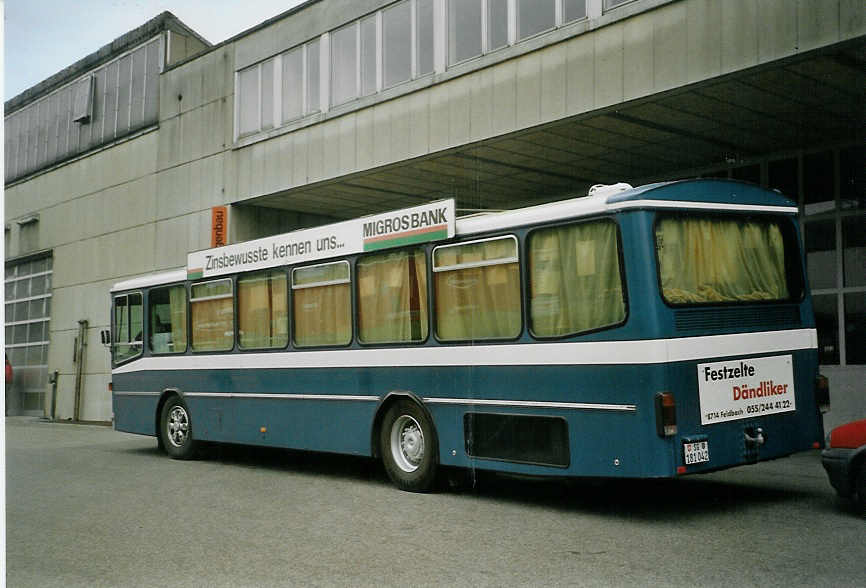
261;58;275;130
803;150;835;215
839;145;866;211
331;23;359;107
237;57;281;135
518;0;556;40
383;1;412;88
234;0;594;140
4;257;53;414
306;38;321;114
282;47;304;122
844;293;865;365
238;66;260;136
842;215;866;365
797;145;866;366
563;0;587;22
449;0;483;65
4;37;162;184
488;0;509;50
805;219;836;291
604;0;635;9
417;0;435;76
360;15;378;96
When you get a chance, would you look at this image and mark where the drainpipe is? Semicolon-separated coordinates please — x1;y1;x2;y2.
73;319;88;422
49;371;59;421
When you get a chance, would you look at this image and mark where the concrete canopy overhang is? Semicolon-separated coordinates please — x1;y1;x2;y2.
241;38;865;219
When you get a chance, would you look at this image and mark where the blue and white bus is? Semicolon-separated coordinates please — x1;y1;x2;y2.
109;179;827;492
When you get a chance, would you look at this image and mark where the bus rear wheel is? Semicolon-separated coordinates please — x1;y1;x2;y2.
159;396;199;460
380;400;437;492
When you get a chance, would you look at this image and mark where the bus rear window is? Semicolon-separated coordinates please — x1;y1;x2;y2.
655;215;799;305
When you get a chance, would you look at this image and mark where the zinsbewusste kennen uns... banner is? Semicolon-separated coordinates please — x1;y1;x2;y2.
187;199;455;280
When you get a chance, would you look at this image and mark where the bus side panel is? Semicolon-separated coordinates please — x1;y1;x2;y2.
113;361;673;478
112;373;158;436
423;363;671;478
184;395;378;456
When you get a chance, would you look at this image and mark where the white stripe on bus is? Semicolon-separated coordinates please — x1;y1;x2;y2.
183;393;377;402
609;200;798;214
422;398;636;411
112;329;817;374
113;391;634;412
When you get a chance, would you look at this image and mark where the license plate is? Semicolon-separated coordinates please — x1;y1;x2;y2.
684;441;709;465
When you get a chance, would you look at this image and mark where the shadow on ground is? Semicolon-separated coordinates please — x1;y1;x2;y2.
119;439;841;520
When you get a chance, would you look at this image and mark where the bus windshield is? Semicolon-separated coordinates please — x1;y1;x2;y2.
655;215;798;305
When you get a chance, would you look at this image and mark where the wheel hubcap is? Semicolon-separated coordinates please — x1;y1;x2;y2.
390;415;424;473
166;405;190;448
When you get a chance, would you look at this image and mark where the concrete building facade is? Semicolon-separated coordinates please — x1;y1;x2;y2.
4;0;864;428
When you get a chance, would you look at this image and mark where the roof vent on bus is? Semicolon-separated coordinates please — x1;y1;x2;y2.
587;183;633;198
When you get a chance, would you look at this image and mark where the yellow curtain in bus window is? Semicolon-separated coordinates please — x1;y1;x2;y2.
656;217;789;304
529;220;625;337
191;280;234;351
238;271;288;349
357;248;428;343
168;286;188;351
293;263;351;347
434;238;521;341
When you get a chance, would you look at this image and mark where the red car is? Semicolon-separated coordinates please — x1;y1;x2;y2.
822;419;866;515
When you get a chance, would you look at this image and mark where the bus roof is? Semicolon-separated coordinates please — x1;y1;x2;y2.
456;178;796;236
111;179;796;293
111;269;186;293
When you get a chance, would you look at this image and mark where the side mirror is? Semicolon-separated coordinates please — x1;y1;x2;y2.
100;329;111;346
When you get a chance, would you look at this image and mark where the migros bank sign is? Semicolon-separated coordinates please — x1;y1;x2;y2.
187;199;455;280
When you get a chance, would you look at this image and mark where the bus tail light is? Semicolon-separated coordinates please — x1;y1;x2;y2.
655;392;677;437
815;374;830;413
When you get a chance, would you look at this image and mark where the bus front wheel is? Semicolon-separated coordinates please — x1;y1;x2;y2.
380;400;437;492
159;396;199;460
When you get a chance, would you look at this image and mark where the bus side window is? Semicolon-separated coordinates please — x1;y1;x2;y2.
528;219;625;337
190;279;234;352
113;292;143;363
238;270;288;349
432;236;521;341
292;261;352;347
148;284;188;354
357;248;428;344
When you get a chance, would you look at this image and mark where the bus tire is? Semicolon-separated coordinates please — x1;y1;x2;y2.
380;400;437;492
159;396;199;460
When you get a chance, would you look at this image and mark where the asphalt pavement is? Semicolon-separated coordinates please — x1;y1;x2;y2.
4;417;863;587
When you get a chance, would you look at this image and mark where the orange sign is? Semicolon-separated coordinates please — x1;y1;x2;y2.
211;206;227;247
